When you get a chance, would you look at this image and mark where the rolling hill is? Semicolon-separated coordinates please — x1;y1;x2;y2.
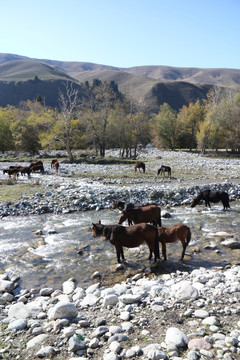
0;53;239;111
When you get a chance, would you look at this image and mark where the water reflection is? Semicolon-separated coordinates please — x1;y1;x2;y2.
1;202;240;290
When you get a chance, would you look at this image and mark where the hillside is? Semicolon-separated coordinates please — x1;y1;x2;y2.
0;53;239;111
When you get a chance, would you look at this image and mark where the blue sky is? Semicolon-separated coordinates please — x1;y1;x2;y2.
1;0;239;69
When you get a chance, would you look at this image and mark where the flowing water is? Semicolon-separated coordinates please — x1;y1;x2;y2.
0;202;240;291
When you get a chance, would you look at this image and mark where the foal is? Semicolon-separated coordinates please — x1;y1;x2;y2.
158;224;191;260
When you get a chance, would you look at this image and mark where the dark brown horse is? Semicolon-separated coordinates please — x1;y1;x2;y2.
92;221;160;263
118;205;161;227
157;165;171;178
158;224;191;260
20;166;31;177
135;161;145;173
31;164;44;174
191;190;230;210
3;167;19;177
29;160;43;169
51;159;59;173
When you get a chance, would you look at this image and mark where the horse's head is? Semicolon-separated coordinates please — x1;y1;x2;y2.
91;221;103;237
191;192;203;207
118;211;127;224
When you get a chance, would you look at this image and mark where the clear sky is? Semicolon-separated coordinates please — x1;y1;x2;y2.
1;0;239;69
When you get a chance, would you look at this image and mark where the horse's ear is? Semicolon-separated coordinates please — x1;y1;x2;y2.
98;220;101;224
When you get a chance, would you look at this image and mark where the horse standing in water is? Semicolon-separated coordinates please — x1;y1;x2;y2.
118;205;161;227
92;221;160;263
157;165;171;178
191;190;230;210
135;161;145;173
158;224;191;260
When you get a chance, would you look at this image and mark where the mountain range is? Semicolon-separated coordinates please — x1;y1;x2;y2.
0;53;240;112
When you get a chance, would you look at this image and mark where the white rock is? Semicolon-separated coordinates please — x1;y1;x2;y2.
202;316;220;326
47;301;78;320
165;327;188;348
62;279;76;294
171;280;198;300
8;319;27;331
26;334;48;349
102;294;119;307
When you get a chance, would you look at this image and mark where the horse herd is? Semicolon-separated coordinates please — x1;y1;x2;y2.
135;161;171;178
2;159;59;178
92;189;231;265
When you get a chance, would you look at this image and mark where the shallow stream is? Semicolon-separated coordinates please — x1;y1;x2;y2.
0;202;240;291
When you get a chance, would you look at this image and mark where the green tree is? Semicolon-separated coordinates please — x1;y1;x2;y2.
154;103;178;150
0;108;14;152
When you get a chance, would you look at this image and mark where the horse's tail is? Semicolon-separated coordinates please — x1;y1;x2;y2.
186;227;191;245
158;207;161;227
154;227;160;260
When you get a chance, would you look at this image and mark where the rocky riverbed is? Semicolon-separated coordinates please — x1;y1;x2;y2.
0;148;240;359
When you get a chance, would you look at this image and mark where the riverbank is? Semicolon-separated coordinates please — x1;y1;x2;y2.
0;264;240;359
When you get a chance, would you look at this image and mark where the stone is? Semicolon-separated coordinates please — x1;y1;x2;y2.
8;319;27;331
26;334;48;349
47;301;78;320
188;338;212;350
68;334;86;352
165;327;188;348
170;281;198;300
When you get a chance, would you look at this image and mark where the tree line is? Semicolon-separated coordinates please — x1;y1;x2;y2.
0;79;240;161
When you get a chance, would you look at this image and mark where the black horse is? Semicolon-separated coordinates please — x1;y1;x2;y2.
157;165;171;178
191;190;230;210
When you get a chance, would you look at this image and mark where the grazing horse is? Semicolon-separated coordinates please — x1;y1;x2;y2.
20;166;31;177
118;205;161;227
51;159;59;173
31;164;44;174
92;221;160;263
191;190;230;210
135;161;145;173
158;224;191;261
157;165;171;178
3;167;19;177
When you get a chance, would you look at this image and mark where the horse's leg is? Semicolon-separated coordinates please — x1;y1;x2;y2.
160;240;167;260
180;239;187;260
148;249;153;260
115;245;123;263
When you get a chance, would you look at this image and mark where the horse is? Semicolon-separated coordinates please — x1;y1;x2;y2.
92;221;160;263
158;224;191;261
3;167;19;177
118;205;161;227
157;165;171;178
51;159;59;173
29;160;43;169
19;166;31;177
191;189;230;210
31;164;44;174
135;161;145;173
113;201;156;211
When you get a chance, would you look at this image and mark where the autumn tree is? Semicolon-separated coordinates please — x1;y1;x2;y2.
0;107;14;153
154;103;178;150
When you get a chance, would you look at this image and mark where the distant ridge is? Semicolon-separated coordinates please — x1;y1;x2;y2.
0;53;239;111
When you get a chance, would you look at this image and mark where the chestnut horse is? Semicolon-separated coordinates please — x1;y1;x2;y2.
29;160;43;169
135;161;145;173
118;204;161;227
92;221;160;263
51;159;59;173
191;189;230;210
158;224;191;260
157;165;171;178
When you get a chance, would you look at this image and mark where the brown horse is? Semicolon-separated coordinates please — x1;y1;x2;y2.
20;166;31;177
113;201;156;226
158;224;191;260
157;165;171;178
118;205;161;227
29;160;43;169
31;164;44;174
51;159;59;173
3;167;19;177
92;221;160;263
135;161;145;173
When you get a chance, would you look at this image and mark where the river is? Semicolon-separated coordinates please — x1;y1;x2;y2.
1;201;240;291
